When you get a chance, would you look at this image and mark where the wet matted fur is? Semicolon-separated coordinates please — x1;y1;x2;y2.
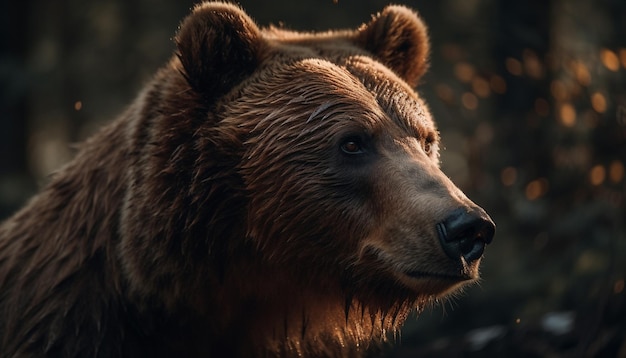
0;2;493;357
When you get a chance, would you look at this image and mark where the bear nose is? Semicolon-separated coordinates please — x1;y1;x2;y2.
436;207;495;263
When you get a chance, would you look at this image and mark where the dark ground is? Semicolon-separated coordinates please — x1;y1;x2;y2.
1;0;625;356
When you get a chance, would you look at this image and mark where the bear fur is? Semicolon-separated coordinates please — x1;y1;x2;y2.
0;2;494;357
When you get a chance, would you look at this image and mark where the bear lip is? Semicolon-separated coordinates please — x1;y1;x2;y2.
403;270;475;282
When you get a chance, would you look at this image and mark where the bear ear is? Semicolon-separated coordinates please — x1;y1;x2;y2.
355;5;430;87
176;2;264;100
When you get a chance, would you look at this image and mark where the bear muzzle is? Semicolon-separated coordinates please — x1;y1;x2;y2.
436;207;495;264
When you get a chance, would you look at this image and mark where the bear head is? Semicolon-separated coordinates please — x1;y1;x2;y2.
119;1;495;352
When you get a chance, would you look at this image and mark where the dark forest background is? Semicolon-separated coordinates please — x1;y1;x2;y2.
1;0;625;356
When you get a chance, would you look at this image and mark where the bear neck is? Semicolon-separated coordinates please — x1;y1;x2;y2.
198;255;422;357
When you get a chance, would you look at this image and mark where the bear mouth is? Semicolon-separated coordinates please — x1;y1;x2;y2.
403;269;475;282
401;250;482;284
399;269;478;296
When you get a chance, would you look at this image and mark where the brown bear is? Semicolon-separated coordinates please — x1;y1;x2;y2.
0;2;495;357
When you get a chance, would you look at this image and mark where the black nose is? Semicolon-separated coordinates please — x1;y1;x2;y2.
436;208;495;263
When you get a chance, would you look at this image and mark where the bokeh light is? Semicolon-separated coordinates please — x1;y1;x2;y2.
609;160;625;183
600;48;620;71
590;92;607;113
461;92;478;110
505;57;523;76
525;178;549;200
501;166;517;186
489;75;507;94
454;62;475;83
589;164;606;186
558;103;576;127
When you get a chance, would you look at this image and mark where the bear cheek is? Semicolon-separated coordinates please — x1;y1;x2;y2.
243;172;368;268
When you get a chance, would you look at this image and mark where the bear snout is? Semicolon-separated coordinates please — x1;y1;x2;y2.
436;207;495;263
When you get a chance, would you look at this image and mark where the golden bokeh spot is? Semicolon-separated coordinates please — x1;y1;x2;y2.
74;101;82;111
609;160;624;183
550;80;568;101
620;48;626;68
589;164;605;186
523;49;544;79
525;178;549;201
534;98;550;117
600;48;620;71
505;57;523;76
435;83;455;105
590;92;607;113
500;166;517;186
461;92;478;110
559;103;576;127
454;62;475;83
490;75;507;94
525;182;540;200
615;279;625;294
471;77;490;98
571;60;591;86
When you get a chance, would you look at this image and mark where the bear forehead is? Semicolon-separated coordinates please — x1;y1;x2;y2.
343;56;436;140
246;52;436;140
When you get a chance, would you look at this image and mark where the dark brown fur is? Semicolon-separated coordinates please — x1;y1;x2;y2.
0;3;490;357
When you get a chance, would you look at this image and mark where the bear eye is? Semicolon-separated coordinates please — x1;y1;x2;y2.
340;137;365;155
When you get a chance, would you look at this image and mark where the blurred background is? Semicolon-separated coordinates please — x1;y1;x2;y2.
1;0;625;356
